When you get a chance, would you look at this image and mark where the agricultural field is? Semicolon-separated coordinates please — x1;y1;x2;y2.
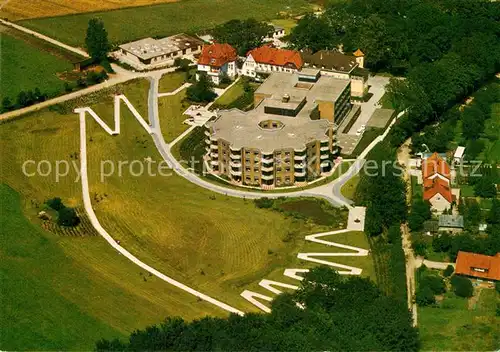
0;25;80;102
419;288;500;351
0;0;179;21
18;0;313;47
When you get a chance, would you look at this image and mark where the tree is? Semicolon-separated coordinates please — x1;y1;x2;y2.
420;275;446;295
474;176;497;198
495;281;500;294
1;97;13;113
416;285;436;306
186;73;217;103
288;14;337;52
451;275;474;298
46;197;65;211
85;18;111;62
443;265;454;277
57;207;80;227
408;199;431;231
487;198;500;225
212;19;273;56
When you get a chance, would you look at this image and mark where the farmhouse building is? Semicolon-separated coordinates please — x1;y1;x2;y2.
455;251;500;282
117;34;203;70
241;46;303;79
197;43;238;85
301;49;368;97
422;153;455;212
205;70;355;188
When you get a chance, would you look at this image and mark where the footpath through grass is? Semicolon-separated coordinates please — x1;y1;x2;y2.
19;0;313;46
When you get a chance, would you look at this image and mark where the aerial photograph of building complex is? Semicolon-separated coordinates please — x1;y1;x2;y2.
0;0;499;351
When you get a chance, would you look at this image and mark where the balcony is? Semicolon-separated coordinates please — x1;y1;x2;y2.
210;160;219;166
204;139;211;144
261;157;274;164
294;170;306;177
204;130;211;137
230;169;242;176
294;154;306;161
320;161;331;168
261;174;274;180
210;152;219;158
230;153;241;160
230;160;241;167
320;145;330;151
320;154;329;160
210;144;218;150
261;165;274;172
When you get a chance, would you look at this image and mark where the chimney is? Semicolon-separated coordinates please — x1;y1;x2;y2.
282;93;290;103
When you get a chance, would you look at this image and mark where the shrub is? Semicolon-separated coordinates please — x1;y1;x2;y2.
416;286;435;306
46;197;65;211
451;275;474;298
57;207;80;227
443;265;454;277
411;236;428;257
495;281;500;294
420;275;446;295
254;197;274;209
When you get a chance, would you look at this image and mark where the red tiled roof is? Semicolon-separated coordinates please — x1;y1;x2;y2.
455;251;500;281
247;46;303;69
423;178;453;204
422;152;451;180
198;43;237;67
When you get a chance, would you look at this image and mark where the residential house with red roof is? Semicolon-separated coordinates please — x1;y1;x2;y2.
197;43;238;85
422;153;455;212
455;251;500;282
242;45;303;80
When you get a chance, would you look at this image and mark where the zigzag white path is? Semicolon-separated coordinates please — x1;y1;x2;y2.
75;95;245;316
241;228;369;313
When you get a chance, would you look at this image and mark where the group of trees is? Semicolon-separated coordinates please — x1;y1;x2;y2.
186;73;217;103
85;18;111;65
46;197;80;227
408;199;431;232
212;19;274;56
1;88;49;113
96;267;419;351
426;199;500;261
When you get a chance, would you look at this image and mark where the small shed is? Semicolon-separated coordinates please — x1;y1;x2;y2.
454;146;465;164
438;214;464;233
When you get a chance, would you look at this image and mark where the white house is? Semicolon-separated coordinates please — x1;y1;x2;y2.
453;146;466;164
241;46;303;79
196;43;238;85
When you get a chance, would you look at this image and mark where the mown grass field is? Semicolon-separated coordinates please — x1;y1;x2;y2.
158;71;187;94
0;25;75;102
18;0;313;46
419;289;500;351
0;184;224;351
0;0;180;20
340;174;360;200
158;88;191;142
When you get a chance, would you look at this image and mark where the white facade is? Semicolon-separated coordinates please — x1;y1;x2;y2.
197;61;237;85
429;193;452;213
241;54;297;78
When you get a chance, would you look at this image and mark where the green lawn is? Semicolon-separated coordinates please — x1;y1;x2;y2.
0;25;75;102
411;175;423;199
158;71;188;94
19;0;313;46
419;289;500;351
340;174;359;201
270;18;298;34
158;89;191;142
0;184;224;351
479;103;500;164
378;93;394;109
212;80;246;107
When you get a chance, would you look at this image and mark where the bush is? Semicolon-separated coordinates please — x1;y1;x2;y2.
416;286;435;306
451;275;474;298
57;207;80;227
443;265;454;277
254;197;274;209
46;197;65;211
495;281;500;294
420;275;446;295
186;73;217;103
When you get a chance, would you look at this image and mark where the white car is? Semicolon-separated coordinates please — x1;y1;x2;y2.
355;125;366;136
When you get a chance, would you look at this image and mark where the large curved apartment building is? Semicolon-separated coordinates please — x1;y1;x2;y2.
205;69;352;188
